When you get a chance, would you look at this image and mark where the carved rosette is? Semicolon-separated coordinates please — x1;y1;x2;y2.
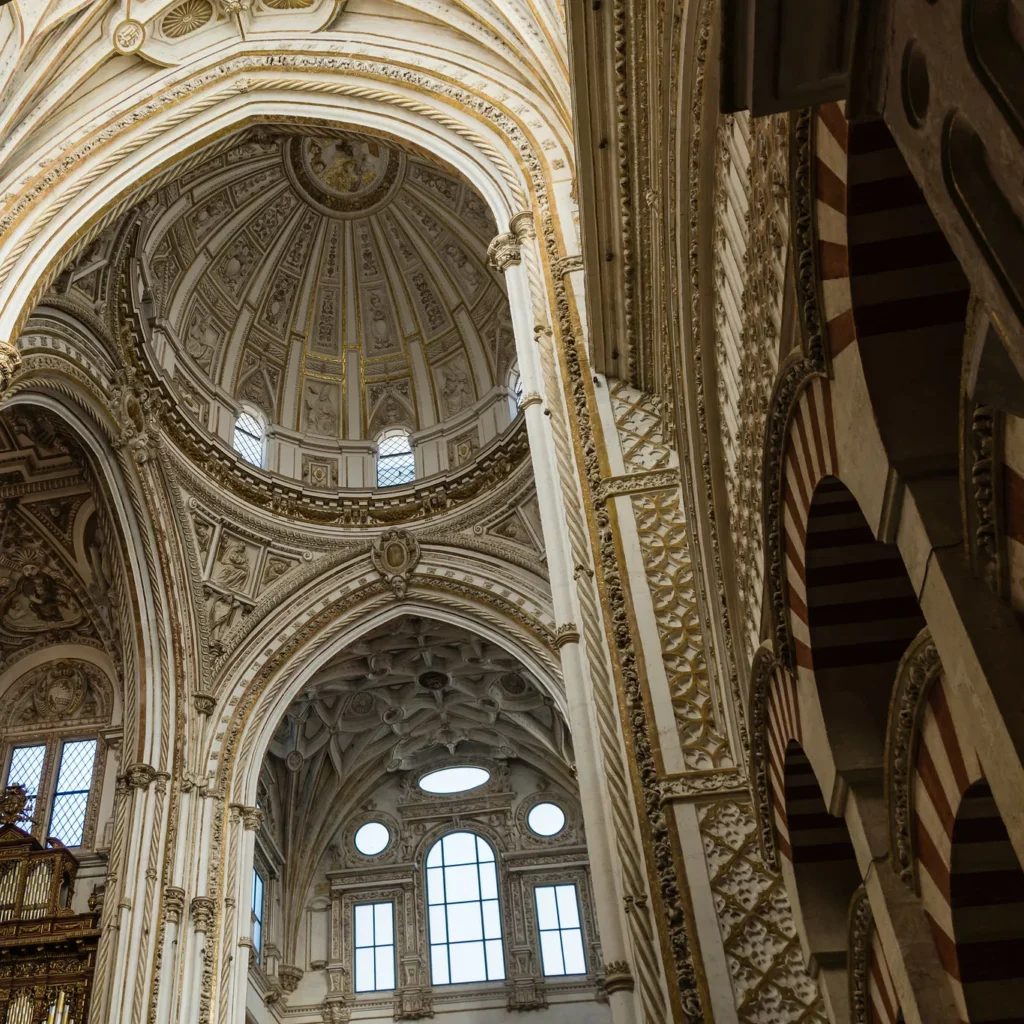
370;530;420;598
191;895;217;933
885;627;942;890
487;232;521;272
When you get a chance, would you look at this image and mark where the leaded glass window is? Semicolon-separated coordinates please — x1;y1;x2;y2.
5;745;46;819
426;832;505;985
376;431;415;488
354;902;395;992
233;409;266;468
47;740;96;847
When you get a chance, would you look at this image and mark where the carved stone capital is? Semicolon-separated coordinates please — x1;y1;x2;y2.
509;209;535;241
190;895;217;932
519;391;542;411
164;885;187;924
552;623;580;649
0;341;21;395
321;997;351;1023
122;763;166;789
240;806;264;831
192;691;216;716
602;961;634;994
487;231;521;272
278;964;303;993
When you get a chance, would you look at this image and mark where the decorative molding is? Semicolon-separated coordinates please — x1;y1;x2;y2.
370;529;421;598
847;887;873;1024
658;769;747;803
519;391;542;410
885;627;942;891
599;469;680;499
553;255;583;276
747;645;781;872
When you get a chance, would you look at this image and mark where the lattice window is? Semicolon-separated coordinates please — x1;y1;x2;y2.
534;884;585;976
376;430;415;488
233;409;266;468
508;365;523;412
354;902;395;992
251;868;265;961
6;745;46;819
426;831;505;985
48;741;96;848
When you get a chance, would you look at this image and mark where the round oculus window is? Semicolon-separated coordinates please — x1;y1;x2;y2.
418;766;490;794
527;802;566;837
354;821;390;856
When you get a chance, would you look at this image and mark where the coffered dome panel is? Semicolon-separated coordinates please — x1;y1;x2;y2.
138;127;518;481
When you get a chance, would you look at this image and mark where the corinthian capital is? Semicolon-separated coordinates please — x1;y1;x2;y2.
191;895;217;932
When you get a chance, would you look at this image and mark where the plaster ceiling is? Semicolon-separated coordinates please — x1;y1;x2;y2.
137;128;518;441
266;616;571;785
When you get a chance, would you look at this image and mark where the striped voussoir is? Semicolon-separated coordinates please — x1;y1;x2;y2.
764;662;801;863
781;376;838;667
869;928;902;1024
782;743;857;868
802;475;924;689
910;669;1024;1023
815;102;970;362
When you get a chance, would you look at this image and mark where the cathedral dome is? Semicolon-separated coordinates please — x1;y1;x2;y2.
137;128;519;487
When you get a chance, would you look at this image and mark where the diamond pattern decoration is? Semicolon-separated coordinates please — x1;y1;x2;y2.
233;412;265;467
377;432;415;487
6;745;46;819
48;740;96;847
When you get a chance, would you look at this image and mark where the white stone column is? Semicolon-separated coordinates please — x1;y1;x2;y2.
491;220;642;1024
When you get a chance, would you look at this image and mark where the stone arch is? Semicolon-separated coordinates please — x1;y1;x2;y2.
800;476;925;783
950;780;1024;1023
847;889;903;1024
199;587;565;1023
814;101;969;479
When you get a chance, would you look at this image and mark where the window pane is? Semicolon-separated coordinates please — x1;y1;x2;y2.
426;832;504;985
482;900;501;939
478;862;498;900
429;905;447;943
6;745;46;817
354;904;374;947
233;412;265;467
374;903;393;945
442;832;477;865
375;945;395;990
427;866;445;905
430;946;449;985
485;939;506;980
535;886;558;930
556;885;580;928
540;930;565;975
449;941;485;983
561;929;586;975
447;901;483;942
49;741;96;846
355;947;375;992
445;864;479;902
377;432;414;488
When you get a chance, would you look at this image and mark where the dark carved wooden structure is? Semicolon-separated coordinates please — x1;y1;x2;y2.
0;788;100;1024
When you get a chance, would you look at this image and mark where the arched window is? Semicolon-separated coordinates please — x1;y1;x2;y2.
233;406;266;468
426;831;505;985
376;429;415;488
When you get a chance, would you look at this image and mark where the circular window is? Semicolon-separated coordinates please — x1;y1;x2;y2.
354;821;390;856
418;766;490;794
527;802;566;837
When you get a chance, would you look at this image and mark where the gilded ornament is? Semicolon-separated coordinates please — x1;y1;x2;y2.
112;19;146;55
162;0;213;37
